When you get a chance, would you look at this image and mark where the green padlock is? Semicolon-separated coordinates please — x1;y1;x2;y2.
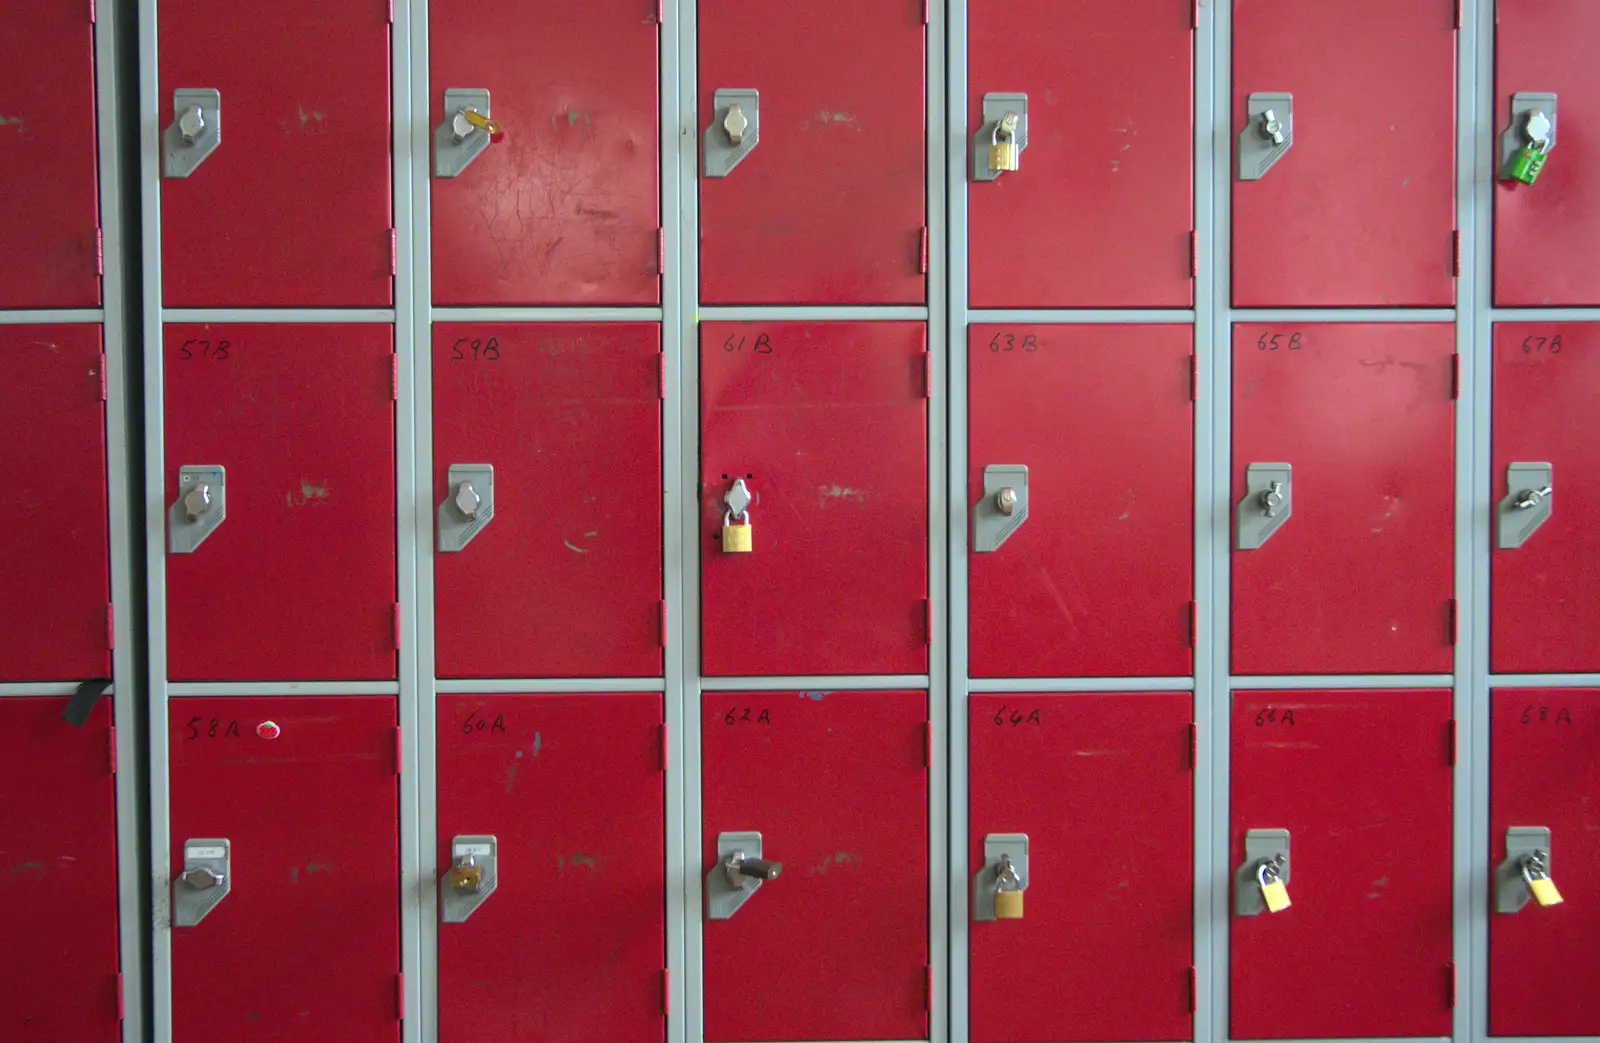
1508;146;1548;185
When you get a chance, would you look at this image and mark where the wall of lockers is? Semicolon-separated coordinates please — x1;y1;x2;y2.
3;0;1598;1040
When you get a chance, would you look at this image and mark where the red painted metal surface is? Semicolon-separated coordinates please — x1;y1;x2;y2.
700;323;928;676
968;325;1192;677
969;693;1193;1043
702;690;928;1042
158;0;392;307
0;698;119;1041
0;2;99;308
429;1;659;306
433;324;662;677
0;326;109;681
1230;689;1453;1040
1232;324;1455;674
1232;0;1457;306
438;694;665;1042
1491;323;1600;672
1495;1;1600;305
164;325;396;681
169;697;399;1043
698;1;925;305
1489;688;1600;1036
967;0;1192;308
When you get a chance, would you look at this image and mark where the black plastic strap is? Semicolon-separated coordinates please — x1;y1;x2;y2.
61;678;112;727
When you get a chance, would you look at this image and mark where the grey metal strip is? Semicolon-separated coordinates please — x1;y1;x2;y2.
696;306;930;321
1230;308;1457;323
161;308;397;323
970;677;1198;693
0;309;105;324
434;677;668;693
1491;308;1600;321
165;681;402;697
0;683;113;697
1488;673;1600;688
1227;674;1456;690
699;675;932;691
431;306;665;322
968;309;1196;324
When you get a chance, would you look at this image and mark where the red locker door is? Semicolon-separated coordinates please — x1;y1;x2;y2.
1232;324;1455;675
0;698;119;1041
967;0;1192;308
0;2;99;308
698;1;925;305
169;697;399;1043
0;326;109;681
969;693;1193;1043
1495;1;1600;305
1489;689;1600;1036
1232;0;1457;307
1231;689;1453;1039
437;694;665;1042
1491;324;1600;672
433;324;662;678
700;323;928;676
429;1;659;306
164;325;396;681
702;690;928;1042
158;0;392;307
968;326;1192;677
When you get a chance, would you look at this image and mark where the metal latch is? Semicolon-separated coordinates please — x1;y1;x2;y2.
1238;92;1293;180
706;831;782;919
721;478;754;553
1497;462;1553;549
704;89;760;178
174;838;231;926
1235;828;1291;916
972;93;1029;182
438;464;494;553
1236;463;1292;550
973;464;1028;553
162;89;222;178
1499;93;1558;185
1496;826;1564;912
169;465;227;554
435;89;499;178
440;835;498;923
972;833;1029;921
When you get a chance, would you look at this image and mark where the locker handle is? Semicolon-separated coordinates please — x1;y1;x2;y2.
1496;463;1553;549
441;835;498;924
1235;463;1292;550
434;89;496;179
173;838;231;927
1499;93;1558;185
972;93;1028;182
972;833;1029;922
1238;92;1292;181
707;831;773;919
162;89;222;178
704;89;759;178
724;851;783;886
1496;826;1563;912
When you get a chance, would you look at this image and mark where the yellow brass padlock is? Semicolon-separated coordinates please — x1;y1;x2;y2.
447;858;483;893
1523;852;1563;907
989;111;1020;173
721;511;753;553
995;888;1024;919
1528;877;1563;906
1257;858;1290;913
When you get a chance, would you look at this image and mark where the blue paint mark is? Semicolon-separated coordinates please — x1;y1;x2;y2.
532;732;541;757
800;691;829;701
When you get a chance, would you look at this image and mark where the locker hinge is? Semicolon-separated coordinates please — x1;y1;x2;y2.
923;598;933;645
657;352;666;399
1188;600;1197;647
1447;961;1457;1007
393;602;402;648
108;725;117;774
387;0;394;22
106;602;115;649
925;964;933;1010
921;0;929;25
663;967;670;1013
394;726;403;775
1447;719;1457;766
924;721;932;767
1451;353;1460;399
390;229;398;275
1189;230;1197;277
658;600;668;647
1447;598;1458;645
1192;0;1199;28
396;972;405;1019
89;0;96;23
1189;354;1198;401
657;228;665;274
94;228;103;274
1453;0;1462;29
115;971;122;1019
1187;966;1197;1011
1451;230;1461;276
921;349;932;399
655;0;662;24
660;724;669;772
99;352;108;401
1189;723;1198;769
919;226;929;274
391;353;399;400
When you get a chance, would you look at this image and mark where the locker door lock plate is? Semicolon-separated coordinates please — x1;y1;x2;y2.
1238;92;1293;181
1499;93;1557;182
438;464;494;552
441;835;498;923
1496;462;1553;549
174;838;231;926
704;89;759;178
169;465;227;554
1496;826;1562;913
1236;463;1292;550
973;833;1029;922
974;464;1028;553
707;831;781;919
435;89;495;178
162;89;221;178
1235;828;1291;917
972;93;1029;182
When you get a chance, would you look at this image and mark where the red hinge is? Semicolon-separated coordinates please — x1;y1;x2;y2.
659;600;668;647
95;228;104;274
923;721;932;767
388;0;394;23
1188;966;1197;1011
657;228;665;274
925;964;934;1010
656;0;663;23
1447;719;1457;766
1451;230;1461;276
923;598;933;645
1193;0;1200;28
390;229;398;275
1448;598;1458;645
663;968;671;1013
116;971;122;1019
393;602;402;648
106;603;115;649
660;724;669;772
396;972;405;1019
1447;961;1457;1007
1453;0;1462;29
108;725;117;774
921;0;928;25
394;726;403;774
1189;230;1198;277
392;354;399;400
919;226;929;274
1189;354;1198;401
1189;723;1198;769
1188;601;1198;647
657;353;666;399
922;349;932;399
100;352;108;401
90;0;96;23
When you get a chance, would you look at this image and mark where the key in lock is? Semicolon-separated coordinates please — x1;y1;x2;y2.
989;111;1020;173
447;854;484;894
1521;851;1563;907
721;477;754;553
994;855;1025;919
1257;855;1291;913
1507;109;1553;185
